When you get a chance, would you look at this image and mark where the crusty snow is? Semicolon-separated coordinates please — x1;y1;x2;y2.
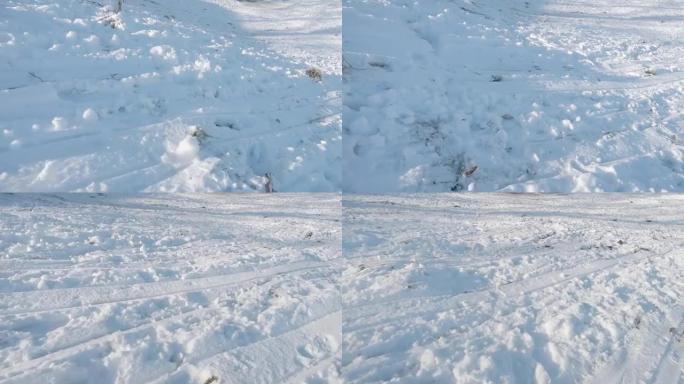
0;0;341;192
0;194;341;383
341;194;683;383
343;0;684;192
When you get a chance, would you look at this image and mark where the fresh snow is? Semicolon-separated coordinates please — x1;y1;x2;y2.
341;194;683;383
0;194;341;383
343;0;684;192
0;0;341;192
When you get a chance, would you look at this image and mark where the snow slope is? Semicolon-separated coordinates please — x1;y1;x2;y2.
0;194;341;383
0;0;341;192
342;194;683;383
343;0;684;192
220;0;341;75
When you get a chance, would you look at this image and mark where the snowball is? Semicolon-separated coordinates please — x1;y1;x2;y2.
150;45;165;56
161;135;200;168
51;117;68;131
193;56;211;78
150;45;176;60
82;108;98;121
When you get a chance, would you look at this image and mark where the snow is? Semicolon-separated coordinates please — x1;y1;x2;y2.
343;0;684;192
0;0;341;192
0;193;341;383
1;194;682;382
2;0;683;382
341;194;683;383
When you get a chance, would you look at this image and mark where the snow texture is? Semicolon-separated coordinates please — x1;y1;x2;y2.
0;0;341;192
341;194;683;383
343;0;684;192
1;194;683;383
0;194;341;383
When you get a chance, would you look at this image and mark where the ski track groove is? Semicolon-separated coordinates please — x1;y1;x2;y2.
590;308;684;384
343;246;672;334
148;310;342;384
0;261;329;316
0;267;337;380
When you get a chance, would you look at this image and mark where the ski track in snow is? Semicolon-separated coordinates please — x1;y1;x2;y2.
1;193;682;383
341;194;684;383
0;194;341;383
343;0;684;192
0;0;341;193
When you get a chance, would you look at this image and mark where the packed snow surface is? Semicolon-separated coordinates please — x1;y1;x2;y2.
0;194;341;383
0;0;341;192
343;0;684;192
342;194;683;383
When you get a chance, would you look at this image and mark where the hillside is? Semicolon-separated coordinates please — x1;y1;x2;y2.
342;194;683;382
0;0;341;192
343;0;684;192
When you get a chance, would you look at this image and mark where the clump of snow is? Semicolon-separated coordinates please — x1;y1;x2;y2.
82;108;98;122
149;45;176;61
83;34;99;46
161;133;200;169
0;32;16;47
50;117;68;131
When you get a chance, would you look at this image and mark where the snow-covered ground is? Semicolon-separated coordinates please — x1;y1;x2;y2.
342;194;683;383
223;0;341;75
0;0;341;192
343;0;684;192
0;194;341;383
1;193;682;383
